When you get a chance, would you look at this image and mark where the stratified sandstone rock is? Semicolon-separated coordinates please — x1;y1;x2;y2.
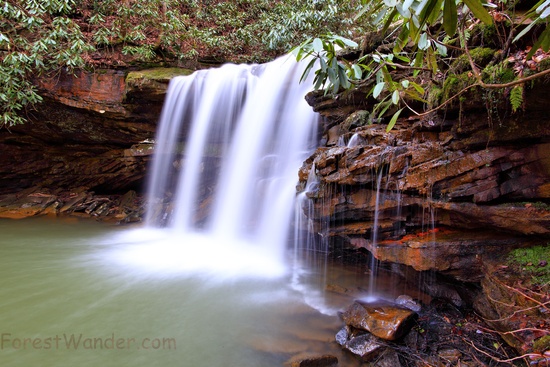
298;82;550;280
1;66;192;215
0;189;143;223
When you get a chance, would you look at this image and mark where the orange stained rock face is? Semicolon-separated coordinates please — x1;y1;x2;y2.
36;69;127;115
341;301;417;341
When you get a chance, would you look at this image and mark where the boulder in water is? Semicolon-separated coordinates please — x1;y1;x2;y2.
341;300;417;341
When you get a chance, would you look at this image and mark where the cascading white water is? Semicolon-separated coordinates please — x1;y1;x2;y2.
138;55;319;279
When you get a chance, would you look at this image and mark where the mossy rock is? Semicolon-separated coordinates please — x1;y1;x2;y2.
482;63;516;84
427;85;443;107
442;72;477;102
450;47;496;74
533;335;550;353
126;67;194;89
507;244;550;286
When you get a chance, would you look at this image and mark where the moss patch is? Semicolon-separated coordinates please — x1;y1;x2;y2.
442;72;477;101
507;244;550;286
482;63;515;84
533;335;550;353
450;47;496;74
126;67;194;83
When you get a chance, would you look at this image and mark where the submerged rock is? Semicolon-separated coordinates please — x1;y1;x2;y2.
288;355;338;367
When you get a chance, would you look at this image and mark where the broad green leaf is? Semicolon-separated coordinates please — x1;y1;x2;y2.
312;37;322;52
443;0;458;35
382;8;399;33
352;64;362;79
373;82;385;98
332;79;340;94
392;90;400;104
314;73;325;90
415;0;431;16
536;0;550;15
427;47;439;73
333;35;358;48
327;67;337;84
373;7;389;25
396;3;411;18
403;0;415;11
386;108;404;132
463;0;493;24
401;79;410;88
395;54;411;63
418;32;430;50
338;66;351;89
377;99;393;117
320;57;328;72
411;81;425;94
434;40;448;56
381;66;393;83
300;58;317;83
427;0;444;24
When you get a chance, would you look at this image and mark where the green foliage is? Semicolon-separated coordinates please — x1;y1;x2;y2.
263;0;365;51
292;0;549;130
508;245;550;286
513;0;550;58
533;335;550;353
3;0;363;127
293;34;427;131
510;85;524;112
1;0;94;127
292;34;360;94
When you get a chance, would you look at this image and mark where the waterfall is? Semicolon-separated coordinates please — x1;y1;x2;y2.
141;55;319;279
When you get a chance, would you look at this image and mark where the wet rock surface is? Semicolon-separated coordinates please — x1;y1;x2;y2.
335;296;525;366
341;300;417;341
0;189;143;224
299;83;550;280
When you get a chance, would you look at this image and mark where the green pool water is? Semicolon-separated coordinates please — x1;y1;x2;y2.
0;216;417;367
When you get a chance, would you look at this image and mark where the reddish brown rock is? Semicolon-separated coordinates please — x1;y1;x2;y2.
341;300;417;341
0;66;193;218
298;82;550;278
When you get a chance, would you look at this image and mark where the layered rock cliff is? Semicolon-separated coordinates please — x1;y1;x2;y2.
0;67;190;221
298;82;550;281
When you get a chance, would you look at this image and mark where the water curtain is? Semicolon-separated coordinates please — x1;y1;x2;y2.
144;56;319;274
